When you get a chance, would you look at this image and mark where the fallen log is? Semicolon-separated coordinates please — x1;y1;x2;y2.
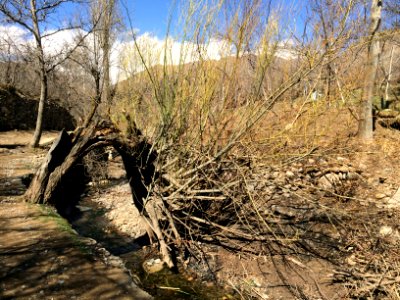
24;121;180;268
25;129;72;204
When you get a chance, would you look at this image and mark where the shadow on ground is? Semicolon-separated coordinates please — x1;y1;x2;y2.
0;201;151;300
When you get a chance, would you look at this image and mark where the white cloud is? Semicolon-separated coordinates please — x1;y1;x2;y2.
0;25;29;44
0;25;295;83
0;25;86;61
0;25;30;57
41;28;86;56
117;34;235;80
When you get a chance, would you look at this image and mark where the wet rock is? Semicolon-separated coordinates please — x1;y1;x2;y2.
106;256;125;268
76;205;92;212
143;258;164;274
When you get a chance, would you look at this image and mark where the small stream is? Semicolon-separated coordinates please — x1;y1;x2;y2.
69;196;232;300
0;146;235;300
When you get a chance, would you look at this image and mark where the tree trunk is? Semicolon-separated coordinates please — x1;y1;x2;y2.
101;0;114;116
25;123;179;267
30;0;48;148
384;45;395;107
31;69;48;147
42;126;95;206
25;130;72;203
358;0;383;140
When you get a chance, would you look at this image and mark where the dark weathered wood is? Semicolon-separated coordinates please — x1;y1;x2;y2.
24;122;181;267
25;129;72;203
42;126;96;205
113;138;156;213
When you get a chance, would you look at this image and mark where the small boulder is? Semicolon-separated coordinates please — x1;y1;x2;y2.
375;193;387;200
143;258;164;274
285;171;295;178
379;226;393;237
387;188;400;208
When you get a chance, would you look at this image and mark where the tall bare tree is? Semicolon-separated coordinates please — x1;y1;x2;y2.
69;0;117;127
358;0;383;140
0;0;89;147
0;31;22;86
311;0;336;102
98;0;115;117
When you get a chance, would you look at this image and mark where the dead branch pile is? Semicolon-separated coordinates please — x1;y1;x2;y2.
151;149;363;260
330;212;400;298
155;150;400;297
333;265;400;298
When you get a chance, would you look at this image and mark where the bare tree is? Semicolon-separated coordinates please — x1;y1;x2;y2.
0;0;90;147
99;0;115;116
0;31;22;86
358;0;383;139
68;0;117;129
311;0;336;102
386;0;400;25
307;0;361;104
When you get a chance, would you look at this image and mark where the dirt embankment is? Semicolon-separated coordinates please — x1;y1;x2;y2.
0;87;75;131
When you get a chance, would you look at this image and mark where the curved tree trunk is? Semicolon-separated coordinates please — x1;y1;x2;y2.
25;123;179;268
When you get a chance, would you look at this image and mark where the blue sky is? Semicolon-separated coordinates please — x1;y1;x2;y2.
125;0;174;37
124;0;306;39
1;0;309;44
37;0;306;40
42;0;174;37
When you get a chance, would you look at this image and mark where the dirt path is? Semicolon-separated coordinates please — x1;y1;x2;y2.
0;131;59;147
0;131;59;196
0;200;152;300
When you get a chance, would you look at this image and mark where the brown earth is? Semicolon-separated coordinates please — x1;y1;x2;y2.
0;131;152;300
2;124;400;300
0;201;151;300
